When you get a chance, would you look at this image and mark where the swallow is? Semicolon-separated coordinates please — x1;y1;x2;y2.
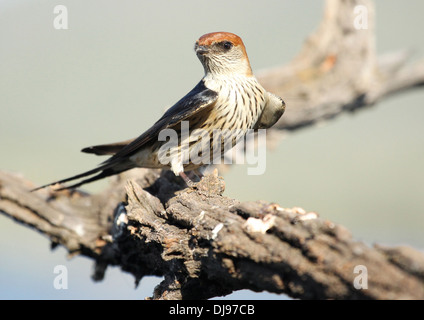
33;32;285;191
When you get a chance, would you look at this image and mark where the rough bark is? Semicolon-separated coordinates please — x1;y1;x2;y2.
1;0;424;300
1;169;424;300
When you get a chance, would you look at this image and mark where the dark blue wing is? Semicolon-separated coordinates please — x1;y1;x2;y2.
32;80;218;191
101;80;218;164
157;80;218;126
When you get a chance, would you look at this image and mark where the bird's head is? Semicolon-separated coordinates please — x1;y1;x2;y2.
195;32;253;77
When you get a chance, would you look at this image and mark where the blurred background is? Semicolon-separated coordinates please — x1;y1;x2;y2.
1;0;423;299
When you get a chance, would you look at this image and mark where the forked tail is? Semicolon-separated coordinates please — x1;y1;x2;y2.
31;163;128;191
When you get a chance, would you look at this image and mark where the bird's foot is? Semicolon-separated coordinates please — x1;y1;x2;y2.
179;172;198;189
179;169;225;195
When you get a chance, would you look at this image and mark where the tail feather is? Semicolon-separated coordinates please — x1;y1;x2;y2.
49;168;121;191
81;139;134;156
32;138;136;191
31;165;125;192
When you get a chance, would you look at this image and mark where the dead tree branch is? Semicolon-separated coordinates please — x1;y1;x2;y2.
258;0;424;134
1;169;424;300
1;0;424;300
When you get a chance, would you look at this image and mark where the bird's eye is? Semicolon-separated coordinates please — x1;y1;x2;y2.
222;41;233;50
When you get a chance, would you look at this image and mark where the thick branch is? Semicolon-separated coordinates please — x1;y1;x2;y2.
258;0;424;133
1;170;424;300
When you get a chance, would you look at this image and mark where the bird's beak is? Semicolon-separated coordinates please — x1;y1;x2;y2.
195;43;209;55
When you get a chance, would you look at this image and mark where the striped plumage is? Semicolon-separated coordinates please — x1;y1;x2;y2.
33;32;285;191
124;78;265;176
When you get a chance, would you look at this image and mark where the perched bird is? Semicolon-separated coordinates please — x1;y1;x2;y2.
33;32;285;191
